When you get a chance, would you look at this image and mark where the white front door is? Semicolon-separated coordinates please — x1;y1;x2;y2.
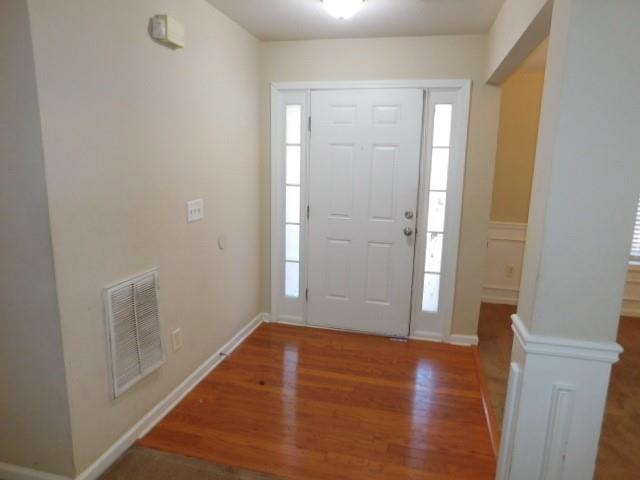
307;89;424;336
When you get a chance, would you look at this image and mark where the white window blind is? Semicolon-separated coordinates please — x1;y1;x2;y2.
632;197;640;261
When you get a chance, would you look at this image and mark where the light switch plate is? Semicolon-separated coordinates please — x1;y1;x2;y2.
171;328;183;352
187;199;204;223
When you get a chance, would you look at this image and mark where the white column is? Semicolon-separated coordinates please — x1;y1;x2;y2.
497;0;640;479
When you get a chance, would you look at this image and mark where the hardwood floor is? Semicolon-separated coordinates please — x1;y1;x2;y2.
477;302;640;479
139;323;496;480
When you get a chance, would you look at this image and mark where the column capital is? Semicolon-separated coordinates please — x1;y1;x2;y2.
511;314;623;364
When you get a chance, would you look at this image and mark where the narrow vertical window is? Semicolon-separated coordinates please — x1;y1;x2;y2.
285;105;302;297
422;104;453;313
631;196;640;262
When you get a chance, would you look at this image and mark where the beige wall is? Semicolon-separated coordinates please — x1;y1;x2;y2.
26;0;261;472
0;0;74;475
486;0;551;84
260;36;501;335
490;70;545;223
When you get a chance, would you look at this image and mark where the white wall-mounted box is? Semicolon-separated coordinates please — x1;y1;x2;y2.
151;15;185;49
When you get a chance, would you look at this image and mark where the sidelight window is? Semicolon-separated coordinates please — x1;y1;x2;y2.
285;105;303;297
632;196;640;262
422;104;453;313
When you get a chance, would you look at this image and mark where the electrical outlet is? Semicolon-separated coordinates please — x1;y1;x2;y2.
187;199;204;223
171;328;183;352
506;265;516;279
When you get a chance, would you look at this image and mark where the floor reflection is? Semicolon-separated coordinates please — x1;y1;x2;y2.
409;359;435;466
281;344;299;460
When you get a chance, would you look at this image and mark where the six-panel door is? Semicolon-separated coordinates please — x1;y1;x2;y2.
307;89;424;336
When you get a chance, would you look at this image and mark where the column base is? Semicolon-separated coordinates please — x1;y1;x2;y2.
497;315;622;480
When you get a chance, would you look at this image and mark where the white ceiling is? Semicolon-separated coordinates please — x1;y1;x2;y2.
206;0;506;42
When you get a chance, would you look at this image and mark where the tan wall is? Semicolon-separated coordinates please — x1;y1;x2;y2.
260;36;501;335
26;0;261;472
0;0;74;475
491;70;545;223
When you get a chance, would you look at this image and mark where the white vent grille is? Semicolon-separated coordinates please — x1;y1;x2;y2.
104;269;163;397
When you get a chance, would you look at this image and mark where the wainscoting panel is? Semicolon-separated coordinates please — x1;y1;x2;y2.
483;222;640;317
483;222;527;306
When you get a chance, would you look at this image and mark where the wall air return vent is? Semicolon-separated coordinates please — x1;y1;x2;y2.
103;269;164;398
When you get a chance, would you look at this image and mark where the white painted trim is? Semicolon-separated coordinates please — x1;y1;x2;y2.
481;296;518;306
511;314;622;364
409;330;444;343
482;284;519;306
35;312;264;480
270;89;310;326
487;221;527;243
272;314;305;326
269;85;281;326
483;284;520;293
539;384;576;479
500;316;617;478
271;80;472;343
449;334;479;346
497;362;523;480
271;80;471;91
409;84;472;342
269;317;475;348
488;221;528;231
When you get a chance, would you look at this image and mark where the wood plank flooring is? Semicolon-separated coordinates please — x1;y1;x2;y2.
139;323;496;480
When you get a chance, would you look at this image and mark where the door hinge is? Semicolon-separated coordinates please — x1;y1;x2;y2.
306;204;310;220
308;116;312;132
305;288;309;302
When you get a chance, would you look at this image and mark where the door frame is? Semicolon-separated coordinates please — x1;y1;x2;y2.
270;80;471;343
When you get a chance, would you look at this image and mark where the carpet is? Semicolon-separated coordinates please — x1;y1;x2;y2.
100;446;281;480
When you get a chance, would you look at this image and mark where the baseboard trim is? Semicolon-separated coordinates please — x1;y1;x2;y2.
482;283;520;306
70;312;265;480
471;346;500;457
622;307;640;318
272;319;471;347
482;295;518;306
409;330;444;343
272;314;305;325
411;331;478;346
449;334;479;346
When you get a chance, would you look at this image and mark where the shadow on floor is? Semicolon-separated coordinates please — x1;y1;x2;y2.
101;446;281;480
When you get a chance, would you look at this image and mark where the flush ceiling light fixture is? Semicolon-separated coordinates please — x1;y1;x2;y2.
322;0;365;20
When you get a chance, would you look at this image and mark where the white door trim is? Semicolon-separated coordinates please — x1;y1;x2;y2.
270;80;471;342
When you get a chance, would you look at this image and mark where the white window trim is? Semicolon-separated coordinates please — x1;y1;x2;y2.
410;88;471;342
270;80;471;342
270;89;309;325
630;196;640;264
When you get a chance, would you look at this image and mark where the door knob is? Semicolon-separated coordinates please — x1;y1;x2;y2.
403;227;414;236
